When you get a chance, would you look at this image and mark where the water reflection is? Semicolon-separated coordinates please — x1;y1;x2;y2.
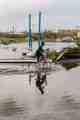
54;91;80;111
61;62;79;70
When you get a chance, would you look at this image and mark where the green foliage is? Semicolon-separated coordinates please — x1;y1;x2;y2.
48;50;59;62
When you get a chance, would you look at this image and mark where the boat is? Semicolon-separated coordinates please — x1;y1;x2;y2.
0;58;37;64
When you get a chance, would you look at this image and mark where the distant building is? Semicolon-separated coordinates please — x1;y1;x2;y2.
77;32;80;38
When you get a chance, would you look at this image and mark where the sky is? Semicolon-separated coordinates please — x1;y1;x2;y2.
0;0;80;32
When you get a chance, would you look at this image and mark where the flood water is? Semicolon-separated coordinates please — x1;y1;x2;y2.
0;42;80;120
0;66;80;120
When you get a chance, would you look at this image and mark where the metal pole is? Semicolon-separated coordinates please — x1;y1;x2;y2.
29;14;32;49
38;12;42;47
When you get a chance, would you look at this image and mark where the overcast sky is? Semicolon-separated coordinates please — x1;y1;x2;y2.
0;0;80;32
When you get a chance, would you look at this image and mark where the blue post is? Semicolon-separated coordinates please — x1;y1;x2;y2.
28;14;32;49
38;12;42;47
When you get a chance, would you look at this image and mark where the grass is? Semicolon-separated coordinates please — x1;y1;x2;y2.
0;37;27;44
64;47;80;53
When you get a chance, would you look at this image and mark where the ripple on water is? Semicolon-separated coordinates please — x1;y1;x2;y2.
29;112;80;120
0;97;25;116
54;91;80;112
